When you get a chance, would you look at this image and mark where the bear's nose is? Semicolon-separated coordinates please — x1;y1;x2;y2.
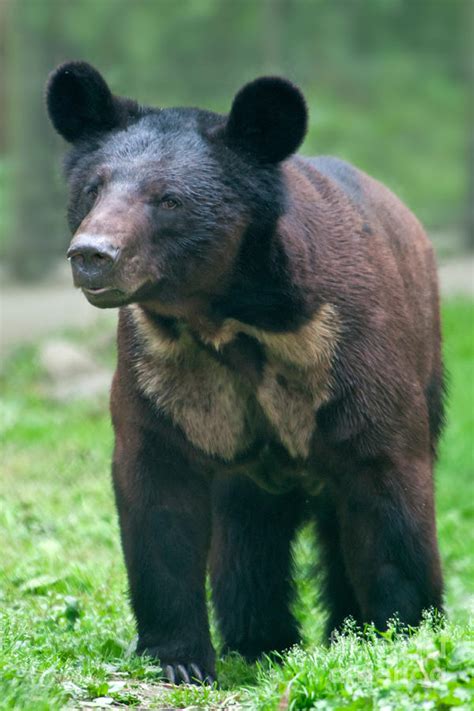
67;235;120;286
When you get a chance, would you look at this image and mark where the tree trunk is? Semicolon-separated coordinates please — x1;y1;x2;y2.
466;0;474;250
6;0;65;280
262;0;291;74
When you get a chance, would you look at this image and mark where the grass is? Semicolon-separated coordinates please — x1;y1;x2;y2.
0;301;473;710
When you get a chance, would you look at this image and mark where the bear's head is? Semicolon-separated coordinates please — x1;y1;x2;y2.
46;62;307;318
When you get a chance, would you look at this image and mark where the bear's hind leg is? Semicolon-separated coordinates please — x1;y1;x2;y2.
210;475;304;661
312;493;362;638
337;457;444;631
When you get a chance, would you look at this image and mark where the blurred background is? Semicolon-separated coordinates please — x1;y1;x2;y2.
0;0;472;349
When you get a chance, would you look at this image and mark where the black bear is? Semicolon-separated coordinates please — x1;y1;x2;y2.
46;62;444;685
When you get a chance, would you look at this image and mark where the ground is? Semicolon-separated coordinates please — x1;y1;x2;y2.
2;254;473;354
0;300;473;710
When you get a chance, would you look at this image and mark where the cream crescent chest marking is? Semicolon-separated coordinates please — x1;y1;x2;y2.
129;304;340;461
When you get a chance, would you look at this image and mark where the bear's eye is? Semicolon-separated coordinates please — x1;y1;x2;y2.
84;182;100;199
160;196;182;210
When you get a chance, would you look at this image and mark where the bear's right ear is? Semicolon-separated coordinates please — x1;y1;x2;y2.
46;61;126;142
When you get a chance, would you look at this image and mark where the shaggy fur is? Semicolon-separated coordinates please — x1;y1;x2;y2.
46;62;445;686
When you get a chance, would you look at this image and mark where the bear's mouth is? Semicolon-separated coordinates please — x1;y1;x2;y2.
83;286;115;295
82;286;128;308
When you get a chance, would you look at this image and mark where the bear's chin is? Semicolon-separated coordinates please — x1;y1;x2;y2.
81;287;129;309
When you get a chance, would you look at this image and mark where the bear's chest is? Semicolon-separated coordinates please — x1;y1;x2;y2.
130;306;338;462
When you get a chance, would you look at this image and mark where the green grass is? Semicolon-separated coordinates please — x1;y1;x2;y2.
1;301;473;710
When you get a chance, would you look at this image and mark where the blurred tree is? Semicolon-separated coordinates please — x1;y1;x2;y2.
6;0;65;279
466;0;474;248
0;1;7;152
262;0;291;74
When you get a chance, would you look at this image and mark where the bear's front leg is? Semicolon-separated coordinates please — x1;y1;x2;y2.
111;413;215;685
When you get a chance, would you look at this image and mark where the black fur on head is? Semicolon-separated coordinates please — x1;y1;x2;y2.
224;77;308;164
46;61;141;142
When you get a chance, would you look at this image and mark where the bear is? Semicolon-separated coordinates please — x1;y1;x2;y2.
46;61;445;686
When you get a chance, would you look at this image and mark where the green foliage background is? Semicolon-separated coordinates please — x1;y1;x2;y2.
1;0;471;278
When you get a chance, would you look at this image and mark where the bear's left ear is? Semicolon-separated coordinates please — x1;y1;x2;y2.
224;77;308;163
46;61;135;142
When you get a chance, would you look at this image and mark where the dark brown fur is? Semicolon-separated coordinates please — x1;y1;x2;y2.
47;64;444;685
109;157;444;673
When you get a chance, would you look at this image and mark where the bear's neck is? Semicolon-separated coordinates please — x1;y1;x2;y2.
210;215;310;333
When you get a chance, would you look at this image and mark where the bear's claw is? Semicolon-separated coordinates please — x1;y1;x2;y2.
163;662;216;685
